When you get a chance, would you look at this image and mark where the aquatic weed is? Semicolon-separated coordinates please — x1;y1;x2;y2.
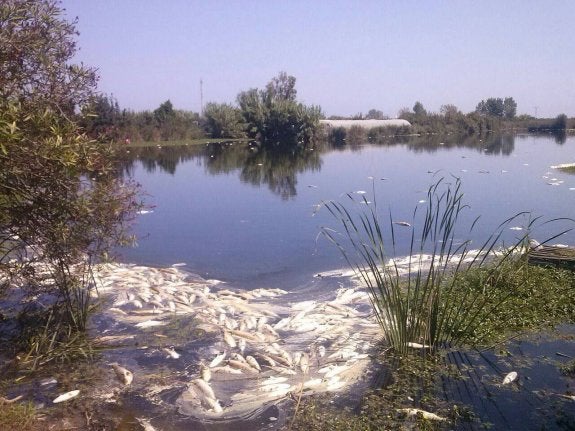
322;176;574;354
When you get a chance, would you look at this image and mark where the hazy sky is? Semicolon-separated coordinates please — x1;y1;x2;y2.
62;0;575;118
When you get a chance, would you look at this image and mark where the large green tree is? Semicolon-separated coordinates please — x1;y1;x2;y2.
476;97;517;119
203;102;246;139
0;0;139;362
236;72;322;146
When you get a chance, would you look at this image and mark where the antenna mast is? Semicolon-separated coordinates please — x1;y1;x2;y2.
200;78;204;115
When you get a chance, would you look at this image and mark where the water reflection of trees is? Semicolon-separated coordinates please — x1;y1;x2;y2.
118;142;321;199
325;128;518;156
117;132;565;198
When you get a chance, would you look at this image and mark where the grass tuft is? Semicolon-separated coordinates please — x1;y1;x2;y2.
322;177;575;354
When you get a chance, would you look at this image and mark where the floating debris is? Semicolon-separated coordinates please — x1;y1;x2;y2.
398;408;447;422
111;364;134;385
502;371;518;385
509;226;523;231
0;395;23;404
87;262;378;419
163;347;180;359
53;390;80;404
393;221;411;227
137;210;154;215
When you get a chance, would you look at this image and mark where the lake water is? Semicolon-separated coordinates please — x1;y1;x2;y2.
119;133;575;290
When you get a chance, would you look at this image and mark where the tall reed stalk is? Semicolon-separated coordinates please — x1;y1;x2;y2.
322;177;572;355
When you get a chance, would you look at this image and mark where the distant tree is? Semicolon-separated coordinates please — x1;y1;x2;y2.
553;113;567;130
366;109;385;120
236;72;322;146
440;104;460;119
80;94;121;139
264;71;297;103
154;100;175;125
476;97;516;119
397;107;412;119
203;102;246;138
503;97;517;119
413;101;427;116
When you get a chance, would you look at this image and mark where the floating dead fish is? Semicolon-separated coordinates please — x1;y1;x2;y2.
228;359;259;374
209;352;227;368
246;355;261;371
53;390;80;404
200;363;211;382
300;353;310;373
223;331;237;348
39;377;58;386
136;418;157;431
163;347;180;359
111;363;134;385
204;396;223;414
393;221;411;227
135;320;165;328
191;378;216;401
211;365;243;375
509;226;523;231
238;338;246;354
398;408;446;421
502;371;518;385
407;342;431;349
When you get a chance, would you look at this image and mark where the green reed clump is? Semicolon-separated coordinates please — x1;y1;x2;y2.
0;401;36;431
322;177;573;354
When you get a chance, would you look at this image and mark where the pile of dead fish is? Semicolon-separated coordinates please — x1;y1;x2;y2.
93;263;380;419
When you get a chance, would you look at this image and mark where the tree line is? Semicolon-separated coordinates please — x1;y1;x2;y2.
80;72;323;147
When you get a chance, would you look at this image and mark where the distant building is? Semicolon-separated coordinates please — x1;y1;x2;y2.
320;119;411;129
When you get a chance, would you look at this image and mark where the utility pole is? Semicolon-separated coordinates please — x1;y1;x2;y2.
200;78;204;115
534;106;538;118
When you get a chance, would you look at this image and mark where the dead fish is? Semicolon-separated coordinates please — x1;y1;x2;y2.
407;342;431;349
229;329;261;342
393;221;411;227
293;352;302;366
223;331;237;348
209;352;227;368
163;347;180;359
300;353;310;374
238;338;246;354
135;320;165;328
398;408;447;422
502;371;518;385
204;396;223;414
230;353;247;363
53;390;80;404
136;418;157;431
256;353;277;367
228;359;258;373
111;363;134;385
108;307;128;315
200;363;211;382
211;365;243;375
191;378;216;400
246;355;261;371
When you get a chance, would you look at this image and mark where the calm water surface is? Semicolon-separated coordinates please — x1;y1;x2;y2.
119;134;575;290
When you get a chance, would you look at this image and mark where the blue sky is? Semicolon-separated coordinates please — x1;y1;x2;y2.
62;0;575;118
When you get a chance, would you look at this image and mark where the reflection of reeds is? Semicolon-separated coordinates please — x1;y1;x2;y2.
322;177;573;355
